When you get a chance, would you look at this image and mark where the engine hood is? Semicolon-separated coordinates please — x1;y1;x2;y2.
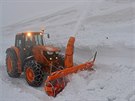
33;45;60;52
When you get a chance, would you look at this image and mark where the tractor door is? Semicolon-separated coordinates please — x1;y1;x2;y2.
15;34;25;64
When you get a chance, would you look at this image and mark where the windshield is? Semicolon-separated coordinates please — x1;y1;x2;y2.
25;33;44;47
34;34;44;45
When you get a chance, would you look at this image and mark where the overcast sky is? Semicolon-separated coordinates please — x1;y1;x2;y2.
0;0;86;27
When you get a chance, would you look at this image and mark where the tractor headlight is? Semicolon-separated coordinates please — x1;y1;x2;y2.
27;32;31;37
47;51;54;55
49;57;52;60
56;56;58;59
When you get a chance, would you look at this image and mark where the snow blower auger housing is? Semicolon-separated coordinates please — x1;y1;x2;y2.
6;32;64;87
44;37;97;97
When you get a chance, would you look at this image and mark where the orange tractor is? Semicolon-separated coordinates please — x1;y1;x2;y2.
6;31;97;97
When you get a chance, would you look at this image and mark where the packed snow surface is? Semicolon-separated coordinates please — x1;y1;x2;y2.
0;0;135;101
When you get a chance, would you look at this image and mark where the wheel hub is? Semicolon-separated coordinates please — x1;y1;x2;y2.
26;68;34;82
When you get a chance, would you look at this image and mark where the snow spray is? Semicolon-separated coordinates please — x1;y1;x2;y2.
73;3;90;37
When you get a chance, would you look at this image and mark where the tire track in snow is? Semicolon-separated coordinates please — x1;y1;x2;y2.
0;65;52;101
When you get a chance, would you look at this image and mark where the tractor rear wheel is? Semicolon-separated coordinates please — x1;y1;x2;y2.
6;51;21;78
24;60;44;87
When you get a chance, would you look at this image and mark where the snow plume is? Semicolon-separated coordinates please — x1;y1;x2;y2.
73;3;89;37
73;0;104;37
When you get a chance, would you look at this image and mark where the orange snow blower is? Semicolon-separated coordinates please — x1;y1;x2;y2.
6;31;96;97
44;36;97;97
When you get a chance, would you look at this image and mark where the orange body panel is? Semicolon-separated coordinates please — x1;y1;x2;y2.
32;45;60;73
32;46;47;64
32;45;60;63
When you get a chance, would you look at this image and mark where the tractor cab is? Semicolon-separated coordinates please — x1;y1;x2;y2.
15;32;61;66
15;32;44;49
15;32;45;62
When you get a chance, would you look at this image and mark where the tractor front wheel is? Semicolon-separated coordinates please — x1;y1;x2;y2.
24;60;44;87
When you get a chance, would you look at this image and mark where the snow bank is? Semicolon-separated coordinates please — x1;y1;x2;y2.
53;46;135;101
0;77;40;101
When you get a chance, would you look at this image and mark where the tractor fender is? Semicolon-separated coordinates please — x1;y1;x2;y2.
6;47;22;73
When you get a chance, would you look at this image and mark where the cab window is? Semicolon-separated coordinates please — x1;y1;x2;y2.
15;35;22;49
34;34;43;45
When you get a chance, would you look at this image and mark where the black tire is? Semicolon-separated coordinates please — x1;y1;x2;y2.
6;51;21;78
24;60;44;87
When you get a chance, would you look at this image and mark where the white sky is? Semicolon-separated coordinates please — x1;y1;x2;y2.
0;0;86;27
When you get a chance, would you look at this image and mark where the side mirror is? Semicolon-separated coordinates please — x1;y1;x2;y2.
47;34;50;38
44;33;50;38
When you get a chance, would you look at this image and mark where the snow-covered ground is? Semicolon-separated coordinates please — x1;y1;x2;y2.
0;0;135;101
